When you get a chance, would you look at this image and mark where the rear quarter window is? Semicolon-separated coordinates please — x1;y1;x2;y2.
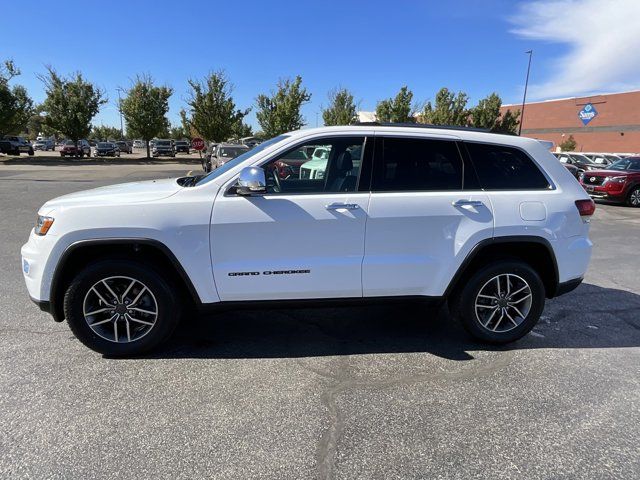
465;142;551;190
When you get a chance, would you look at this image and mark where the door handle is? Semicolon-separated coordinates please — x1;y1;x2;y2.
452;199;484;207
325;203;360;211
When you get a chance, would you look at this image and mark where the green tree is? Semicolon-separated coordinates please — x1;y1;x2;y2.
38;67;106;146
232;119;253;139
322;87;358;126
120;75;172;158
559;134;577;151
375;86;414;123
169;124;189;139
256;76;311;138
420;87;469;126
470;92;520;134
182;71;249;143
0;60;34;137
91;124;121;141
494;109;520;134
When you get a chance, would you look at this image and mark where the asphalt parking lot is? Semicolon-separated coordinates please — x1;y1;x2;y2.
0;162;638;479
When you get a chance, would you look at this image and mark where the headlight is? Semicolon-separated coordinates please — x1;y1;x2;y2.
604;176;626;184
35;215;54;236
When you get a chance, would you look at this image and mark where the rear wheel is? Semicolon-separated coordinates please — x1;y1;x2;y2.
63;259;181;356
451;260;545;343
627;186;640;207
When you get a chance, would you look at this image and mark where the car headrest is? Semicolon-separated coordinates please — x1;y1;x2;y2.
336;151;353;172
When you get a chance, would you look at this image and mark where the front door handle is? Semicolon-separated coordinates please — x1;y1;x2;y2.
452;199;484;207
325;203;360;211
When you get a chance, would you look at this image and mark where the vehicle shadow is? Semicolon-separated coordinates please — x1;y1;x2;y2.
145;283;640;361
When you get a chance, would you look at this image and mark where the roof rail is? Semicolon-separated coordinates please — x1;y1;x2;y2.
350;121;515;135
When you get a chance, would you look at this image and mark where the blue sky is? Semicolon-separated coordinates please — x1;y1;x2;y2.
4;0;638;131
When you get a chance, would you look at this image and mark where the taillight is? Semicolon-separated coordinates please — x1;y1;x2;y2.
575;199;596;216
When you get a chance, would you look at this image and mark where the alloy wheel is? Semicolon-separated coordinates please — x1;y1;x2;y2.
474;274;533;333
82;276;158;343
630;188;640;207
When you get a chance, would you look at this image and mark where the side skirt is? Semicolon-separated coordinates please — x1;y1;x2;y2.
197;295;445;314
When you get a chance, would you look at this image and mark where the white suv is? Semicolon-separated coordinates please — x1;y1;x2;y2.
21;125;595;356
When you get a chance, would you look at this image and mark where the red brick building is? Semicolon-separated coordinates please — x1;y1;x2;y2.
501;90;640;153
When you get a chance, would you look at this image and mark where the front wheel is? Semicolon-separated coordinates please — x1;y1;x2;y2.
63;259;181;356
627;186;640;207
451;260;545;344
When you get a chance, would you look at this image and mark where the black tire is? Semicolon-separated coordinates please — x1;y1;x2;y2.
451;260;545;344
63;259;181;356
28;147;34;156
627;186;640;207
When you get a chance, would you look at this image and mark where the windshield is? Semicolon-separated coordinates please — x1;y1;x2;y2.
97;142;112;148
218;147;247;158
156;140;171;146
570;154;594;163
607;158;640;171
196;135;289;186
176;141;188;145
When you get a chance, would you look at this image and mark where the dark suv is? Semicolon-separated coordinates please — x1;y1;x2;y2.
0;136;34;155
580;157;640;207
174;140;190;154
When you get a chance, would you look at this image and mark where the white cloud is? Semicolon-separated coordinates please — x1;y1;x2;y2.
511;0;640;99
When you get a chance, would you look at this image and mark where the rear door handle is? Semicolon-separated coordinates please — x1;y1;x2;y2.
452;199;484;207
325;203;360;211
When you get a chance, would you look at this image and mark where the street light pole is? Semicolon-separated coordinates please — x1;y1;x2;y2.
519;50;533;136
116;88;124;140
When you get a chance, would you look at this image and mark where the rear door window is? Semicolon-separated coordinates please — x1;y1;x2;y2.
371;137;464;191
465;142;551;190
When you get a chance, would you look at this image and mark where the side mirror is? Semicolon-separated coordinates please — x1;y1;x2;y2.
237;166;267;196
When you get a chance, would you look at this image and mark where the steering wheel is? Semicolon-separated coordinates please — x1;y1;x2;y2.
266;164;281;193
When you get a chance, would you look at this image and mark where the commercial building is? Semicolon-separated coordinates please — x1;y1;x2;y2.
502;90;640;153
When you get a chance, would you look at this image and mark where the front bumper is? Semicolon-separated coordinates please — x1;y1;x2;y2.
581;183;626;201
554;277;583;297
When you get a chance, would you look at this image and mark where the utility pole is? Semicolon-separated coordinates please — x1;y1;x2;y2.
116;87;124;139
519;50;533;136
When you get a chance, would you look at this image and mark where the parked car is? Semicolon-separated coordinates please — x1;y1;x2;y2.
0;136;34;155
94;142;121;157
34;139;55;151
22;124;595;356
580;156;640;207
582;153;620;167
562;162;580;179
211;143;249;169
133;140;144;149
152;139;175;157
553;152;598;173
202;143;219;172
60;140;91;157
115;141;132;154
174;140;190;154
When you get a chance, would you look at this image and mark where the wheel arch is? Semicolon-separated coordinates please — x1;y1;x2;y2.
50;238;201;322
445;236;560;300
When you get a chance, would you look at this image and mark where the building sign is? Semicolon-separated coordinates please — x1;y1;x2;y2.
578;103;598;125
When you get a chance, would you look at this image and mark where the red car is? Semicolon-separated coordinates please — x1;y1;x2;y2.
60;140;91;158
580;156;640;207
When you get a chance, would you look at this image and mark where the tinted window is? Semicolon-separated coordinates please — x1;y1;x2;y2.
466;143;550;190
372;137;463;191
